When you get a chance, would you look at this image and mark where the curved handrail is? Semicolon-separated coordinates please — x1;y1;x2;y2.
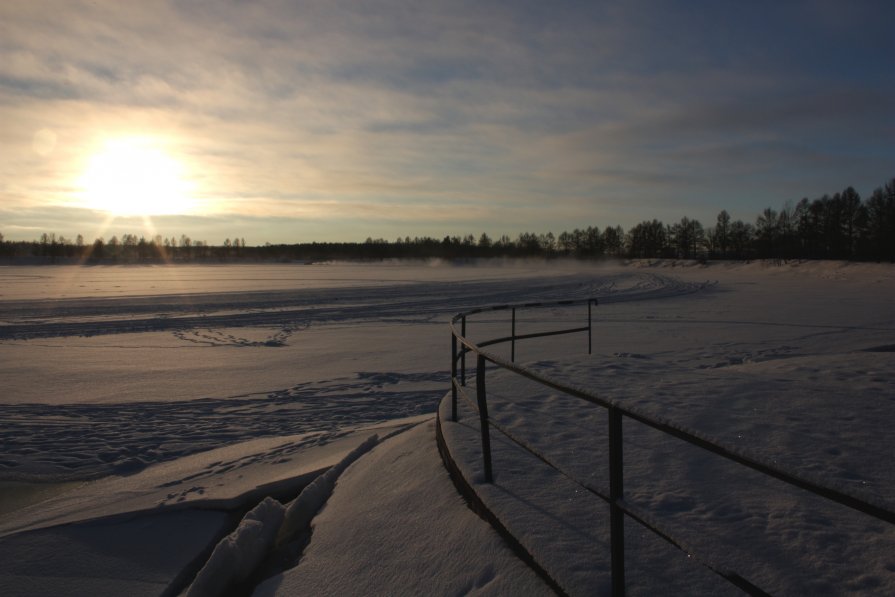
448;299;895;596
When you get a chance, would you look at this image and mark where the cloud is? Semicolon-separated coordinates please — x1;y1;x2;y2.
1;0;893;242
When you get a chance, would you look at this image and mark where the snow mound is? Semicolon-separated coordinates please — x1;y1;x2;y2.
186;497;285;597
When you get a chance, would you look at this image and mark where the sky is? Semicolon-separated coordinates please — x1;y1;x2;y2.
1;0;893;245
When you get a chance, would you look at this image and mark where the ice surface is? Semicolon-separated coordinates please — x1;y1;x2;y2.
0;508;229;597
0;261;706;483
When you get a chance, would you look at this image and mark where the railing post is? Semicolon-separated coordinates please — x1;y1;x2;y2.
588;299;593;355
460;315;467;386
608;406;625;595
451;331;458;422
476;354;493;483
511;307;516;362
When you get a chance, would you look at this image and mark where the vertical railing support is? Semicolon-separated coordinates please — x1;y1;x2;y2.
588;299;593;355
460;316;467;387
511;307;516;362
451;332;458;421
476;354;494;483
608;406;626;595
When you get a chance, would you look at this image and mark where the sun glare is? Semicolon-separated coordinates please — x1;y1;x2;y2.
80;138;194;216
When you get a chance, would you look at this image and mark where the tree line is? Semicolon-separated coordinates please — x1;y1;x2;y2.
2;177;893;264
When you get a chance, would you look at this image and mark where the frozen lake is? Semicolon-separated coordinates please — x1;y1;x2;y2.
1;260;892;486
1;260;692;480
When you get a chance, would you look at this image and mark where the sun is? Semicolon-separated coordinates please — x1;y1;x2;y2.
80;137;194;216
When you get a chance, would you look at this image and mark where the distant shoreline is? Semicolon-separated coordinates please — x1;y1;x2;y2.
1;255;893;268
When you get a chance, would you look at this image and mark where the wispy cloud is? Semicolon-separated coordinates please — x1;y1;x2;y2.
1;0;893;242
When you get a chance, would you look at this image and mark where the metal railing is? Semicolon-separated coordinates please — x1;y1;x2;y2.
448;298;895;596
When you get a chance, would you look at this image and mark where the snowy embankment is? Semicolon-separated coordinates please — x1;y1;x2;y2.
253;419;552;596
186;433;380;596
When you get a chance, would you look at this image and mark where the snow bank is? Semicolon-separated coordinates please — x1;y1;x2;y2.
186;497;285;597
276;433;379;546
255;420;552;596
184;434;379;597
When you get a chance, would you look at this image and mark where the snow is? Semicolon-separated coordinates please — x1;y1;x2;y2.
187;497;286;597
0;261;571;302
277;433;380;545
0;420;421;537
440;259;895;594
0;509;230;597
184;433;383;597
254;419;553;597
0;419;421;597
0;259;893;595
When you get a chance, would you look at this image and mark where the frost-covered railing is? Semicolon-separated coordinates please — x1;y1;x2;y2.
449;299;895;596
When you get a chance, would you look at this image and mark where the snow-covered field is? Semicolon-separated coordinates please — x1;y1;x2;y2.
0;259;893;595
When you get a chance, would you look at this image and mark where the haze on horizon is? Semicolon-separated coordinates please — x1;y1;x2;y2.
1;0;893;245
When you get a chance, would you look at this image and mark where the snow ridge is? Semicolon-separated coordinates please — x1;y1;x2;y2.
186;497;285;597
277;433;379;546
182;434;380;597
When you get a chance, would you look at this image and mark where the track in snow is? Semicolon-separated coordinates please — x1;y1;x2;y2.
0;272;710;340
